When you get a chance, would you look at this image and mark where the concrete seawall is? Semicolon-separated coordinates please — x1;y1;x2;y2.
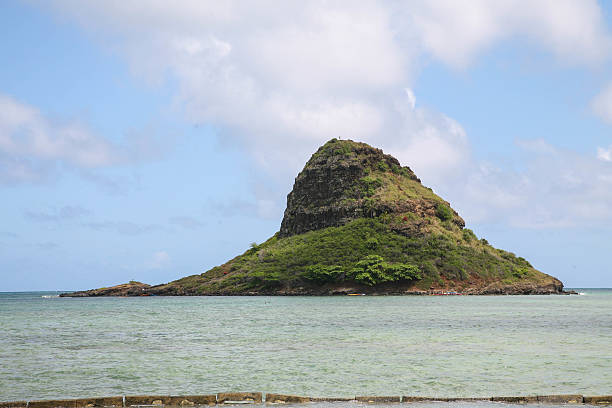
1;393;611;408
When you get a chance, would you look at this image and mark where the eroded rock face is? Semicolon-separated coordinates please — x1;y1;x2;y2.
279;139;423;237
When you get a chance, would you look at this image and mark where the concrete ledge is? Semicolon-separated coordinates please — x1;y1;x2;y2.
4;393;612;407
402;397;436;403
29;400;79;408
537;395;584;404
585;396;612;405
73;397;124;407
491;397;539;404
125;396;171;406
309;398;354;402
265;394;310;404
356;396;400;403
217;393;262;404
402;397;487;403
431;398;488;402
0;402;27;408
166;396;217;406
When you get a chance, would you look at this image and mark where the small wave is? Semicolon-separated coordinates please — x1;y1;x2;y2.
41;295;59;298
578;292;586;296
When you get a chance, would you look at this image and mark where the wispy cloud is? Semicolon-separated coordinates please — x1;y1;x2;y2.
0;94;117;167
0;93;164;185
592;82;612;124
444;140;612;228
597;146;612;162
208;198;257;218
148;250;170;269
36;241;60;250
207;197;280;220
25;205;90;222
169;216;205;230
84;221;167;235
0;231;18;238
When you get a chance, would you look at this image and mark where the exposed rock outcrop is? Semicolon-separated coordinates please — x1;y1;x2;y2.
279;139;463;237
60;281;150;297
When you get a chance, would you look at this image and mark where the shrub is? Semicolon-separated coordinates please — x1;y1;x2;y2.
435;203;453;221
462;228;477;242
516;256;532;267
512;267;529;279
334;144;353;156
348;255;421;286
349;255;385;285
377;161;390;172
248;242;260;253
385;263;421;281
304;265;343;282
420;261;438;277
250;270;282;287
365;237;379;250
360;176;383;197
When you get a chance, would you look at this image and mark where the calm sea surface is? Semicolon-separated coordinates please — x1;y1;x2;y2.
0;290;611;401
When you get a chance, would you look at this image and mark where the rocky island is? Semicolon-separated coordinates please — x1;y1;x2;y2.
62;139;566;297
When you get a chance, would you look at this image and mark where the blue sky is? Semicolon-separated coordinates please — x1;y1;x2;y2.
2;1;612;290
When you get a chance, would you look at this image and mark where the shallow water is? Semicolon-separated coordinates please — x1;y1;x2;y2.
0;290;611;401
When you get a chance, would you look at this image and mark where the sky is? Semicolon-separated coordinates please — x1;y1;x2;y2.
1;0;612;291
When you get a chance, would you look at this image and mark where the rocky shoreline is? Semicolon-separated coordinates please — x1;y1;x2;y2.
60;280;574;297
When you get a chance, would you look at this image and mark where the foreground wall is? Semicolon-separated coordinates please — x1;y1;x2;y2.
1;393;611;407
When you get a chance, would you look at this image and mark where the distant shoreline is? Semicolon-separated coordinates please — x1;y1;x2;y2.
3;288;611;294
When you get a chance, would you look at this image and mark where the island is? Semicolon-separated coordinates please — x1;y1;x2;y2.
62;138;567;296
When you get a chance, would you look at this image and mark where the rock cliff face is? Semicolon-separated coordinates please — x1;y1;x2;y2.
281;141;418;237
62;139;566;297
280;139;463;237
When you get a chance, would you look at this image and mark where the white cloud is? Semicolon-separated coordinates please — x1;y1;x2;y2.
404;88;416;110
40;1;611;182
597;146;612;162
444;140;612;228
0;94;117;167
149;250;170;269
0;94;162;184
34;1;612;228
382;98;470;186
592;83;612;123
406;0;611;68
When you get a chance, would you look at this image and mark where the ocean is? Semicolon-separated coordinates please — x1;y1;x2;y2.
0;290;610;402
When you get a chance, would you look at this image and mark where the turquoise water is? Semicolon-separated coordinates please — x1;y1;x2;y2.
0;290;611;401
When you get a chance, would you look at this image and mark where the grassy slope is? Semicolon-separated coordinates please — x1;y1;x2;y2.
160;215;556;295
